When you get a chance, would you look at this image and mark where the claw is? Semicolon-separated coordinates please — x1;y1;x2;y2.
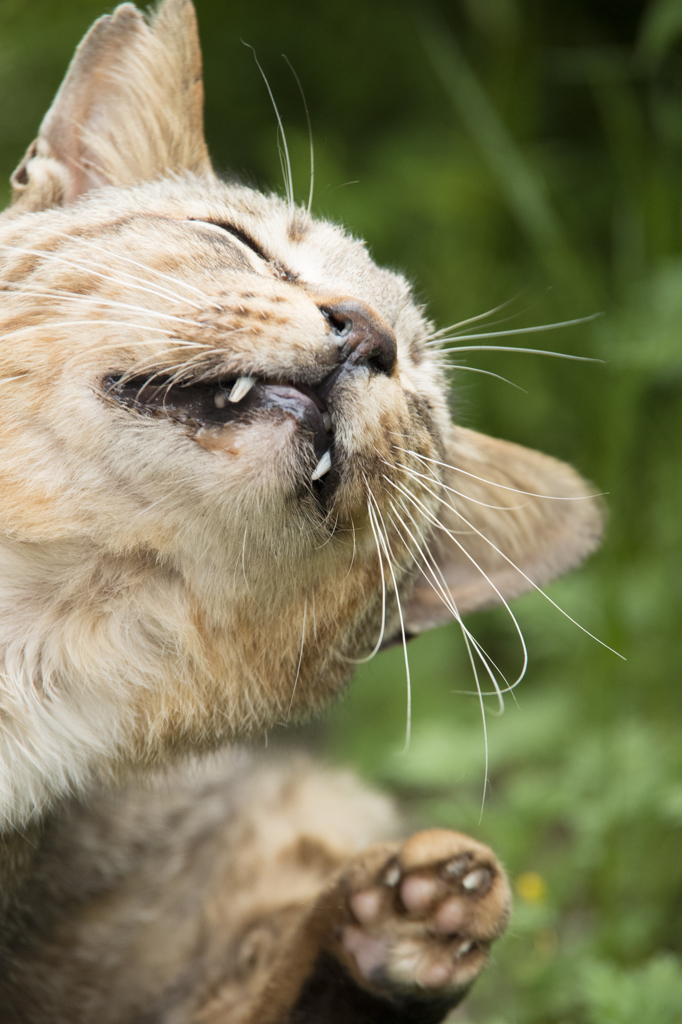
462;868;490;892
383;862;401;888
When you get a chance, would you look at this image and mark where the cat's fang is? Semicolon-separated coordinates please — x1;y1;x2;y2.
311;451;332;481
322;412;332;432
229;376;257;403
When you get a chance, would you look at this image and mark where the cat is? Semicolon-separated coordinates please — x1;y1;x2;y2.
0;1;603;1020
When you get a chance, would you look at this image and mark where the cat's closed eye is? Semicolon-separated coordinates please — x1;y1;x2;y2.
188;218;270;262
0;0;602;831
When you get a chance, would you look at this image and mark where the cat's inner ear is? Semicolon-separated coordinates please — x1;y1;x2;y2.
401;426;604;633
10;0;213;212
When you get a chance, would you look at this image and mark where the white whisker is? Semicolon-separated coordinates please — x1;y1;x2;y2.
342;502;387;663
241;526;252;596
393;467;623;660
386;495;504;810
425;313;604;356
46;231;215;305
283;55;315;215
389;491;515;701
287;597;307;721
0;243;206;310
425;294;525;339
365;480;412;751
397;462;529;511
244;43;295;221
385;476;526;697
0;283;206;330
392;444;605;501
0;320;174;342
462;629;489;819
340;518;358;585
445;363;526;390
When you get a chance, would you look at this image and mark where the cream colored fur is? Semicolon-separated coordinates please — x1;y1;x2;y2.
0;0;601;836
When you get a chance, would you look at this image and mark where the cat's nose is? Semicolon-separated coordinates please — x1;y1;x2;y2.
321;300;397;376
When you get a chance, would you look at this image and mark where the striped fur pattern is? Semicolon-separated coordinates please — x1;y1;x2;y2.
0;2;601;1020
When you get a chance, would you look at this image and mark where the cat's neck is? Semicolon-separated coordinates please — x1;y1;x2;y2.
0;531;373;832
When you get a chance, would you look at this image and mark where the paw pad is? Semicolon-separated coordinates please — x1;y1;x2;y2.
338;828;510;995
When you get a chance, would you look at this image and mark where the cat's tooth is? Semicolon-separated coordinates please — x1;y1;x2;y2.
322;411;332;431
311;451;332;481
213;390;227;410
229;376;257;403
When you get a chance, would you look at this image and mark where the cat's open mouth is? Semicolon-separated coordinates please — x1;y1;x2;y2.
103;372;335;482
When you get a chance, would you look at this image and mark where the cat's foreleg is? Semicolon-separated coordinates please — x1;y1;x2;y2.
220;828;510;1024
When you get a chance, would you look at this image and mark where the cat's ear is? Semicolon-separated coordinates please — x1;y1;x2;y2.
10;0;212;212
401;426;604;633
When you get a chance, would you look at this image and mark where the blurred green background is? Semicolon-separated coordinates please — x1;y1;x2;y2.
1;0;681;1020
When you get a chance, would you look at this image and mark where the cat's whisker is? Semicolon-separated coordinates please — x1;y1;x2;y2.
385;483;522;702
462;630;490;818
386;496;503;807
424;313;603;357
308;590;318;648
0;243;206;311
429;311;602;340
444;364;526;390
0;282;207;330
391;443;606;501
341;518;358;584
286;596;307;722
46;231;216;306
426;306;542;344
244;43;295;224
2;320;176;343
365;480;412;751
383;473;529;692
388;458;556;698
424;294;524;340
384;456;528;511
83;260;207;311
113;336;254;390
434;343;602;363
156;341;254;383
393;467;623;660
124;492;184;523
342;491;387;663
282;55;315;216
241;527;252;596
391;502;511;712
0;373;28;388
390;489;515;698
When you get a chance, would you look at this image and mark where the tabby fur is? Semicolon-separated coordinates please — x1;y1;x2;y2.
0;1;602;1020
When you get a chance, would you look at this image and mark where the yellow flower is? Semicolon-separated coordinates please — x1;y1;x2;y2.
515;870;548;903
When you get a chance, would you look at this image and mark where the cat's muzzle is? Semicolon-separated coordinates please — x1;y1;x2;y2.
102;302;397;490
103;372;334;476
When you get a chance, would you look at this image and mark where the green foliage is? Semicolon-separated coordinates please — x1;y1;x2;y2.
0;1;680;1020
582;957;682;1024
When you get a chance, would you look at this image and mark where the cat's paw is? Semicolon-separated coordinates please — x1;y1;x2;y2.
333;828;511;998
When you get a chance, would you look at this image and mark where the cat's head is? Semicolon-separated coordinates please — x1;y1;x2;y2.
0;0;601;819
